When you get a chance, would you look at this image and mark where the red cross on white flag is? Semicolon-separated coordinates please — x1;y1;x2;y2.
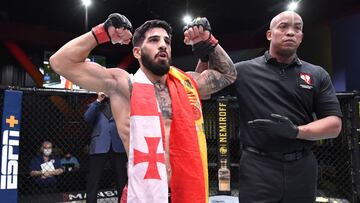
133;137;165;180
127;116;168;203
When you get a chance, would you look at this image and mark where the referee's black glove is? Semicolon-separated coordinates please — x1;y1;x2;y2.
248;114;299;139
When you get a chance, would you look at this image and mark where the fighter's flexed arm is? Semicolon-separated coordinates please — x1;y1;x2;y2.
50;14;133;153
50;13;133;96
184;18;236;99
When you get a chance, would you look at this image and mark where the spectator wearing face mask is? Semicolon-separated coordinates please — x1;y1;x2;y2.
29;140;64;193
60;150;80;172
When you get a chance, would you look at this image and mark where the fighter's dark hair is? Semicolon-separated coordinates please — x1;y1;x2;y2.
132;20;172;47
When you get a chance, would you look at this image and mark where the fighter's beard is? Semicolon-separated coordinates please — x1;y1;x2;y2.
141;51;171;76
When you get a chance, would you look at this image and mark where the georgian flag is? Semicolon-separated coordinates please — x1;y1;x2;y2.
127;69;168;203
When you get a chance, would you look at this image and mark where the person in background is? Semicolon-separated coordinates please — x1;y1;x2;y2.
29;140;64;193
60;150;80;172
84;92;127;203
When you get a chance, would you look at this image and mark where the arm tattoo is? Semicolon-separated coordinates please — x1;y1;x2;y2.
195;61;209;73
208;45;236;76
202;71;231;94
198;45;236;96
187;45;236;98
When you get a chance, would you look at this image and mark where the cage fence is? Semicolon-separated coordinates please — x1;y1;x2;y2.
0;88;359;202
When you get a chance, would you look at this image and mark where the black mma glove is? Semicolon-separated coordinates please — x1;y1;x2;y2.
248;114;299;139
91;13;133;44
183;17;218;62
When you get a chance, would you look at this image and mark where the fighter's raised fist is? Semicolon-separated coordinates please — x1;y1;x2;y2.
183;17;212;45
92;13;133;45
183;17;218;62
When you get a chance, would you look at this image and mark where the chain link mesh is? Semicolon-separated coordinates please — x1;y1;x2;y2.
202;95;360;202
0;89;358;202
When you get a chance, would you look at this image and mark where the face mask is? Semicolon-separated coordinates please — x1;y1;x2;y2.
43;149;52;156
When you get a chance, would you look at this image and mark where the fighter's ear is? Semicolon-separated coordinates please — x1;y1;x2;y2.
133;47;141;59
266;30;272;41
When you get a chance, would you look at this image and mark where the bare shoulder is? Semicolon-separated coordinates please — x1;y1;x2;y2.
105;68;131;99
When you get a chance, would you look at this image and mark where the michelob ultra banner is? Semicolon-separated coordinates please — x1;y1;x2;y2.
0;90;23;203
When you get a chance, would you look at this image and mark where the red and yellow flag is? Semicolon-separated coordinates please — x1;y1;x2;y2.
124;67;208;203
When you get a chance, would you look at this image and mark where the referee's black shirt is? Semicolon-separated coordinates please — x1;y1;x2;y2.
233;52;342;152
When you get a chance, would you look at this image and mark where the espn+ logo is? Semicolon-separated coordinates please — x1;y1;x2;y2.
0;129;19;189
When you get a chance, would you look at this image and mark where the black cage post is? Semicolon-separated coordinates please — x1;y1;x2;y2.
347;93;360;202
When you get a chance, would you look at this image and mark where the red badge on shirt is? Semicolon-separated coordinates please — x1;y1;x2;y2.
299;72;312;85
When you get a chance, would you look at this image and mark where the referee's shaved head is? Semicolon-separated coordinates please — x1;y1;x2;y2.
269;11;303;30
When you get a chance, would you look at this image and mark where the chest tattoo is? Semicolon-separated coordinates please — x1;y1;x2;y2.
154;83;172;119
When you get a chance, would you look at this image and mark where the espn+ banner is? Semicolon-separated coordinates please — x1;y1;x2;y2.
0;90;23;203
